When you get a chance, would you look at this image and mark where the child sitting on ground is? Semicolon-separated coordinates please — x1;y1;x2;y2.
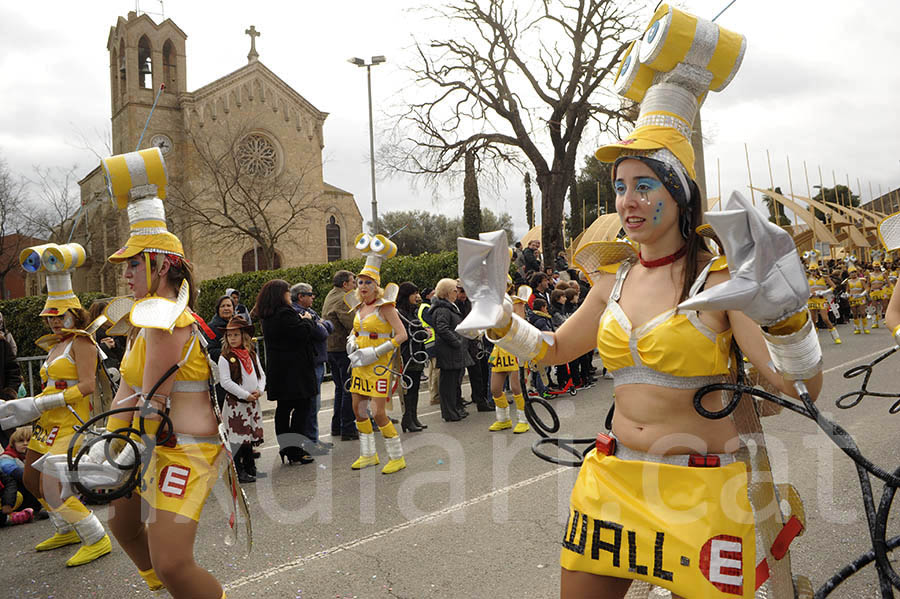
0;428;41;526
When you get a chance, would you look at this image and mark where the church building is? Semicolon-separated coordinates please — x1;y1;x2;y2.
72;11;362;295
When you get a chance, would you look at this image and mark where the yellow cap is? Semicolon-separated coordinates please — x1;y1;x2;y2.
355;233;397;286
19;243;86;316
102;148;184;263
595;3;746;181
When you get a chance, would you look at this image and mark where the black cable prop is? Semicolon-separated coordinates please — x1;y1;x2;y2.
522;343;900;597
835;345;900;414
64;363;178;503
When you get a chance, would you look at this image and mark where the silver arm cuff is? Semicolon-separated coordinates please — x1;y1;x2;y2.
35;392;66;412
374;340;395;358
761;316;823;381
485;313;550;363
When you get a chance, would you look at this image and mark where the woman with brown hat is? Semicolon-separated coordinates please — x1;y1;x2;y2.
217;316;265;483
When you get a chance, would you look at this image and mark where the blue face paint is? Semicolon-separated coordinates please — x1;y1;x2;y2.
636;177;663;193
614;180;627;196
652;200;664;226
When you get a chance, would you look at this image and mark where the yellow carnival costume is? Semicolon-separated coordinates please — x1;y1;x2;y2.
574;6;806;597
345;232;407;474
488;283;530;434
11;242;113;567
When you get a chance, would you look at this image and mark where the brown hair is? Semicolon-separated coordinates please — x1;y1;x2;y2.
680;180;709;302
564;288;578;302
252;279;290;320
220;326;258;385
550;289;567;304
9;427;31;445
147;254;198;310
46;307;90;330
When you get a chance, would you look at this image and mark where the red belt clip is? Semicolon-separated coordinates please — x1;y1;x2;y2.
595;433;616;456
54;380;68;390
368;333;379;339
688;454;721;468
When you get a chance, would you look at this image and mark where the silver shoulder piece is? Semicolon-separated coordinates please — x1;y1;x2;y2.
380;282;399;305
130;280;190;333
105;296;136;336
878;213;900;251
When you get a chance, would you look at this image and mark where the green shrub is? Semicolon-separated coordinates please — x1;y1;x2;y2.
196;251;461;324
0;293;107;357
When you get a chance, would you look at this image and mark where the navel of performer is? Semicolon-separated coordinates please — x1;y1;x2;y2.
0;243;112;567
486;276;530;434
458;6;823;597
346;233;409;474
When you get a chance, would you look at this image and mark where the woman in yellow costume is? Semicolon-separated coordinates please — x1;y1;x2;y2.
346;233;408;474
845;259;870;334
0;243;112;567
487;277;530;434
804;251;841;344
57;148;230;598
458;6;822;598
867;252;888;328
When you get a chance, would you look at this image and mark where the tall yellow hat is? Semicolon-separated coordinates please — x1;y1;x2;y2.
102;147;184;262
20;243;86;316
354;233;397;286
595;4;746;180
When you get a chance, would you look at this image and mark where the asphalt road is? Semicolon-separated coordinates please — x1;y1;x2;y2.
2;324;899;599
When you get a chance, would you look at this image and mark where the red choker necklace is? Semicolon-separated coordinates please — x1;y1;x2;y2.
639;245;687;268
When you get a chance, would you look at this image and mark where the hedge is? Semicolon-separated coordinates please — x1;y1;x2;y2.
196;250;461;326
1;251;463;356
0;293;106;358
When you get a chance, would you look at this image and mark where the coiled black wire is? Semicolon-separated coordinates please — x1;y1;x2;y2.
65;363;178;503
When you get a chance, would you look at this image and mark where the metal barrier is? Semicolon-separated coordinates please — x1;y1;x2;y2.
16;355;47;397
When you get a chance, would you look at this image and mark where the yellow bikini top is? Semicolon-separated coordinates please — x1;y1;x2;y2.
808;276;828;290
38;337;80;395
596;257;732;389
120;309;210;393
353;309;394;348
848;278;865;291
871;272;885;284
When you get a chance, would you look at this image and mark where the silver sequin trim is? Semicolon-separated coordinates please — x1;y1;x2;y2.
45;273;75;295
636;113;691;139
610;366;725;390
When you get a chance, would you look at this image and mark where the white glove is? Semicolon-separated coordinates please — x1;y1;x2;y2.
39;442;139;499
349;340;395;368
346;333;359;355
0;392;65;429
679;191;810;327
456;231;513;333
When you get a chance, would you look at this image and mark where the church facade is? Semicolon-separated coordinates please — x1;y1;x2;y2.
72;11;362;295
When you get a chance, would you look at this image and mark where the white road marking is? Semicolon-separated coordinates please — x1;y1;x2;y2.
822;345;895;375
223;466;565;591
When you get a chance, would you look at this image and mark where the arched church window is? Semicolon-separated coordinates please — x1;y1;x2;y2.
237;133;279;177
119;39;126;99
138;36;153;89
326;215;341;262
163;40;177;92
241;247;282;272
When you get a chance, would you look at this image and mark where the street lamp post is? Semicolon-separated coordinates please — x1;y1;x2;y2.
348;55;386;233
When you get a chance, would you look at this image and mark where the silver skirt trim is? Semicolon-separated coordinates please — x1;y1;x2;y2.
611;366;725;390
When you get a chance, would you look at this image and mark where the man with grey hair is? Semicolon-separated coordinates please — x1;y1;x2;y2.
291;282;333;454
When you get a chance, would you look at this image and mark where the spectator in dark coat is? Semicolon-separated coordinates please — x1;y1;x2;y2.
253;279;316;465
429;278;472;422
291;282;334;454
226;288;253;325
322;270;358;441
523;239;542;273
454;284;492;412
0;330;22;450
205;295;234;409
396;282;427;432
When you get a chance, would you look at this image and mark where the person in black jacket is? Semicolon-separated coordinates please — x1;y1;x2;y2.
206;295;234;410
396;282;427;432
0;332;23;449
252;279;316;465
429;278;472;421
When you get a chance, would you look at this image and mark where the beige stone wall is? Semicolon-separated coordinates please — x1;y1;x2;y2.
66;13;362;297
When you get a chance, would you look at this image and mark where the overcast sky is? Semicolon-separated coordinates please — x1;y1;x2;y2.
2;0;899;240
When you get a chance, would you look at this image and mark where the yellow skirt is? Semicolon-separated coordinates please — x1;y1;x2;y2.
28;399;91;456
137;435;222;522
807;297;826;311
561;447;757;598
849;295;867;308
870;288;887;301
349;350;394;398
489;346;519;373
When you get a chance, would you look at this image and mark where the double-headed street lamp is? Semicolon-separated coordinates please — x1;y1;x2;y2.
348;55;386;234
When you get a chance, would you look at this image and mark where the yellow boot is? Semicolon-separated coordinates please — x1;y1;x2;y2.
489;395;512;431
35;501;80;552
829;328;842;344
380;422;407;474
351;419;379;470
66;513;112;567
140;568;166;591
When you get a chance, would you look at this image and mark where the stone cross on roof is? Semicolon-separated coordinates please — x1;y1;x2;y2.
245;25;260;63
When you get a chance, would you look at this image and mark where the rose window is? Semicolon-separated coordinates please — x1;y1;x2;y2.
238;134;278;176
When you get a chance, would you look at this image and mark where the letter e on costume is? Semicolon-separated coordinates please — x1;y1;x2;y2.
699;534;743;594
159;464;191;498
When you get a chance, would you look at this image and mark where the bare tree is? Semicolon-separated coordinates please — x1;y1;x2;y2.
20;164;84;244
169;121;325;270
390;0;641;261
0;158;36;297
